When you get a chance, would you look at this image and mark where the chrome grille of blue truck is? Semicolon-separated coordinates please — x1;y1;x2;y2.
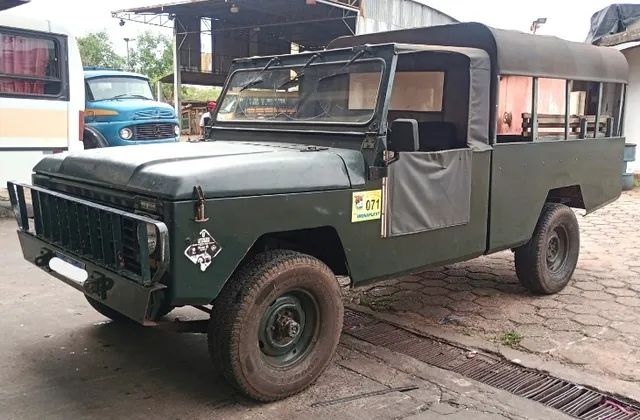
132;123;175;140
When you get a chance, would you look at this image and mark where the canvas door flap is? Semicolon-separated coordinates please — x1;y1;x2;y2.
387;149;472;236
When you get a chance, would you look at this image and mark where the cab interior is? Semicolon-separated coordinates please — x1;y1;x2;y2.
387;50;471;152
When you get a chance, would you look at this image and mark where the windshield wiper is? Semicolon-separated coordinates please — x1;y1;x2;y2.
317;46;372;84
99;93;129;101
238;56;281;92
127;94;152;100
295;47;372;114
98;93;151;101
276;52;322;91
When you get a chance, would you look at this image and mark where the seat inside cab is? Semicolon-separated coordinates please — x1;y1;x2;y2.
388;50;470;152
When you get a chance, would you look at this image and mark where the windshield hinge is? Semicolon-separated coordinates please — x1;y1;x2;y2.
193;186;209;223
369;165;388;179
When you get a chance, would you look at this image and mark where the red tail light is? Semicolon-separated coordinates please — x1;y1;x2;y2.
79;110;85;141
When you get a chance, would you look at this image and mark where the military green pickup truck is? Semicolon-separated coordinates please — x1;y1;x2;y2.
8;23;628;401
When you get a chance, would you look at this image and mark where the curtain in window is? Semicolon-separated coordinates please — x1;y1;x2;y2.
0;33;51;95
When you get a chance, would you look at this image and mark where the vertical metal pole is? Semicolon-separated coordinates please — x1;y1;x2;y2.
594;82;603;138
531;77;539;141
617;83;626;137
173;18;182;123
564;80;572;140
125;38;131;70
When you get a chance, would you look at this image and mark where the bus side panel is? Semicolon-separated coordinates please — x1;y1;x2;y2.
65;34;85;153
0;26;84;185
487;137;625;253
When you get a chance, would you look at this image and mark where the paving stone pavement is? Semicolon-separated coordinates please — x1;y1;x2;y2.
347;189;640;385
0;219;565;419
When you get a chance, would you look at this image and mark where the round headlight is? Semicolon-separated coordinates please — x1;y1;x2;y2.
174;125;181;136
146;224;158;255
120;127;133;140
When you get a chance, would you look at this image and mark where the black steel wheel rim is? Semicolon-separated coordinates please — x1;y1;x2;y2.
546;225;569;274
258;290;319;367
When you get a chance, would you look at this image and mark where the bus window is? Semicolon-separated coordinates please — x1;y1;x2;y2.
0;30;63;98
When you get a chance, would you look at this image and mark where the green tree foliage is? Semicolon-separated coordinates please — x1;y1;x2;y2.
181;86;222;102
77;31;125;69
78;30;220;103
129;31;173;85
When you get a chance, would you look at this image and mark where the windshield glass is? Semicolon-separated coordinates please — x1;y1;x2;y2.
216;59;384;124
87;77;154;101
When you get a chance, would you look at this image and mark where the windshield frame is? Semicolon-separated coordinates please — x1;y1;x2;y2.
86;76;154;102
214;55;389;128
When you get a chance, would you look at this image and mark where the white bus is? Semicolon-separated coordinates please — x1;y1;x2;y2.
0;14;84;184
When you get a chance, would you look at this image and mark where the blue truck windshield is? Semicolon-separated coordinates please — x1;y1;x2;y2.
216;59;384;124
87;77;154;101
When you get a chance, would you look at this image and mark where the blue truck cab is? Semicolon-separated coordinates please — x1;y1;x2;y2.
82;68;180;148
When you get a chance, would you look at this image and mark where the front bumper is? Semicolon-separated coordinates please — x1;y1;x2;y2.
7;182;170;325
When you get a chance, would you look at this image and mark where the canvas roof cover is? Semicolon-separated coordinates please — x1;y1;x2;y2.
330;22;629;84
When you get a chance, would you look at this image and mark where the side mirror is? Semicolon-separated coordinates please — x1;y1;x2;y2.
387;119;419;152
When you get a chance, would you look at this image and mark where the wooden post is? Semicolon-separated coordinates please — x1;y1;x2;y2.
579;117;587;139
606;117;614;137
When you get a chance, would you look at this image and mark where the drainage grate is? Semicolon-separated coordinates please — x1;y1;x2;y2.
343;309;640;420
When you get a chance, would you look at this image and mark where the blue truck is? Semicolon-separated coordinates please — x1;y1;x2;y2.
82;68;180;148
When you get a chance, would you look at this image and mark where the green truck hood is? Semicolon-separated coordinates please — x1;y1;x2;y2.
33;141;366;200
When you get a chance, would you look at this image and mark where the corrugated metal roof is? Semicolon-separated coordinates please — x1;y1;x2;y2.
357;0;456;35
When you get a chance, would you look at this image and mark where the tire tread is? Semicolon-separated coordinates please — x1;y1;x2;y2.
515;203;580;294
209;250;342;402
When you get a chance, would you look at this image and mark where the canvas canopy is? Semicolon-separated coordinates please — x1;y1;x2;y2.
330;22;628;84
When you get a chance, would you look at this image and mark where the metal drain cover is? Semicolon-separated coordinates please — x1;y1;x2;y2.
343;309;640;420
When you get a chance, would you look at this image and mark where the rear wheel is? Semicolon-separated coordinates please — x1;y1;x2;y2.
209;250;343;402
515;203;580;294
85;295;173;322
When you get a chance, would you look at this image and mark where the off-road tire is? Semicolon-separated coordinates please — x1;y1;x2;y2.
85;295;173;322
209;250;343;402
515;203;580;294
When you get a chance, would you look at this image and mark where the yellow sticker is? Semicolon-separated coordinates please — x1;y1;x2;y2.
351;190;382;223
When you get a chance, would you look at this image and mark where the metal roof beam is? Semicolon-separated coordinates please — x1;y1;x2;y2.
111;11;175;29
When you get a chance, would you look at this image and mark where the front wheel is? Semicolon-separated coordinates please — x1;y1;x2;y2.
515;203;580;294
209;250;343;402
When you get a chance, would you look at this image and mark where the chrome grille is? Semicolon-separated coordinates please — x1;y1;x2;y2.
7;182;169;286
132;123;176;140
134;109;175;119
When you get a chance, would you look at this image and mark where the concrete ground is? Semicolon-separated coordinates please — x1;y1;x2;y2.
1;190;640;419
0;219;571;420
347;189;640;399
